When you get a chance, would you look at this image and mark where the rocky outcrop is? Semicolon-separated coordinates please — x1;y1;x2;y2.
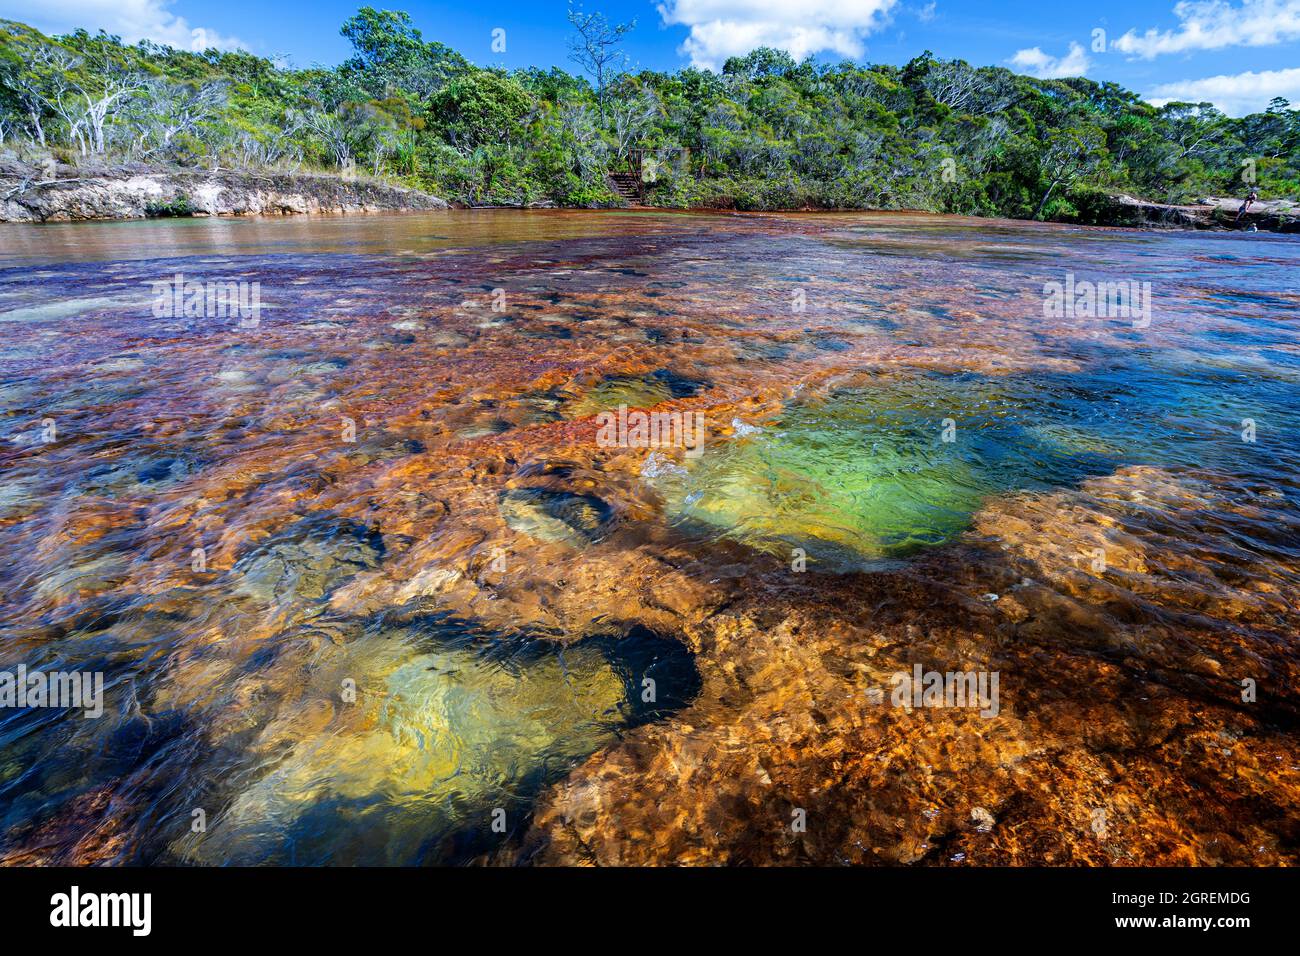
0;160;447;222
1103;192;1300;232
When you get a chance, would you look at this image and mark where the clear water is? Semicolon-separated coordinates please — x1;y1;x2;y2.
0;209;1297;865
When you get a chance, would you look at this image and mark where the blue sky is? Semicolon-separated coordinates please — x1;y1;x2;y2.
3;0;1299;114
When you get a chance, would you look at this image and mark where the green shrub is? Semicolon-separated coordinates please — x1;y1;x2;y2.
145;194;196;217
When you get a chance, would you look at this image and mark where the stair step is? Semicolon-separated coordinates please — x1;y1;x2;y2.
608;173;642;204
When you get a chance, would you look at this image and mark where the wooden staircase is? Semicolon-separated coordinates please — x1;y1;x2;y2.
609;172;641;205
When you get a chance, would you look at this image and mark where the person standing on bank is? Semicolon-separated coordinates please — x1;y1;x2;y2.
1236;188;1259;223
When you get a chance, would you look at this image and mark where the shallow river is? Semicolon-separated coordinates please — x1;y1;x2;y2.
0;209;1297;865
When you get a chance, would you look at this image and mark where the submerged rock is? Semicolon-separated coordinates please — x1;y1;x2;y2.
564;369;709;418
175;622;697;865
499;488;615;546
231;518;385;605
647;377;1096;567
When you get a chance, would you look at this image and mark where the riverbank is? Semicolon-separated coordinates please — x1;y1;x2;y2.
0;160;447;223
1;161;1295;233
1101;193;1300;232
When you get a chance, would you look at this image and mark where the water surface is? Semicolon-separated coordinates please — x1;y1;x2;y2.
1;209;1297;865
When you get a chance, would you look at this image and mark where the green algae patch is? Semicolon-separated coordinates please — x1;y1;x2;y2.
647;375;1113;568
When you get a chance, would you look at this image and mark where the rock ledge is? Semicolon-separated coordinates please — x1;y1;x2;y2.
0;161;448;222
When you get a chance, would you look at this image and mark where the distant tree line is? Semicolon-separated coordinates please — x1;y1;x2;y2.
1;7;1296;219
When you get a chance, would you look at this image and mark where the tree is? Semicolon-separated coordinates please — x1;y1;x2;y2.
41;31;147;155
132;77;227;157
1034;125;1106;219
339;7;466;101
0;11;1292;217
565;3;635;118
608;80;660;159
0;29;85;148
1158;102;1234;169
722;48;796;82
922;60;1017;117
428;71;533;150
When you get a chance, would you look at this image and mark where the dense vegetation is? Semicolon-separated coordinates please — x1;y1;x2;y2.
2;8;1297;220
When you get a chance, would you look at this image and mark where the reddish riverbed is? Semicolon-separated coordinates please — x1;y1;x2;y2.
0;209;1297;864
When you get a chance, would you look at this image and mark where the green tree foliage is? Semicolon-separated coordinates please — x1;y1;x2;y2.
1;11;1295;214
338;8;466;102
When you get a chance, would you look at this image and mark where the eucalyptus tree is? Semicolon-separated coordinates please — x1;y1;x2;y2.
1034;125;1108;219
565;3;635;119
131;77;228;158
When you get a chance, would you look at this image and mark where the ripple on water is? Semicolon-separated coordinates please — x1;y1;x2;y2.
499;488;616;546
175;620;698;865
1;213;1298;866
646;372;1174;567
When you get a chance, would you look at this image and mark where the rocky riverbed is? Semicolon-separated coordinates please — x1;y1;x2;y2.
0;209;1296;866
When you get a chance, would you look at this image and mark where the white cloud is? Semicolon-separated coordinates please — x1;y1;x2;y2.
1008;42;1091;79
1146;65;1300;114
5;0;246;52
657;0;899;71
1113;0;1300;58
